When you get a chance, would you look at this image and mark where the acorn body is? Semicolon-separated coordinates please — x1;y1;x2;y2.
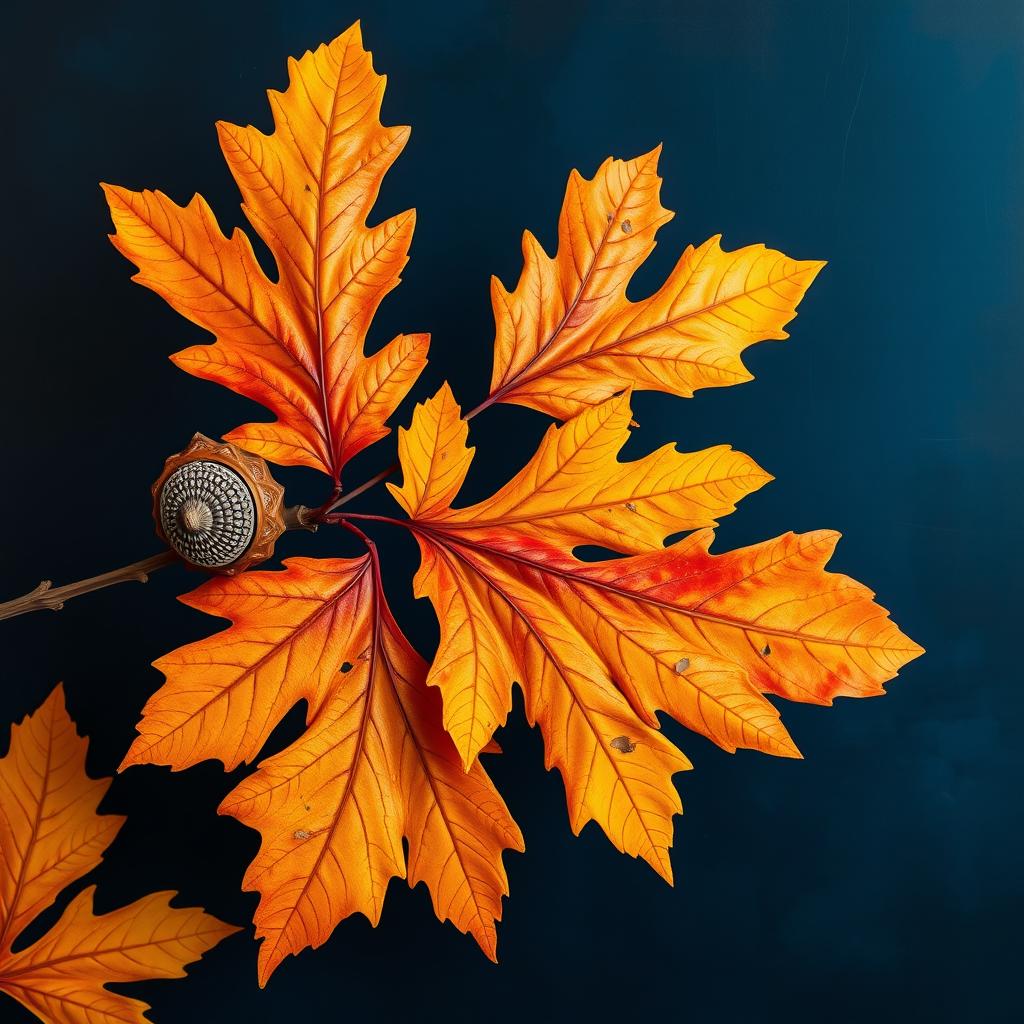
151;434;286;574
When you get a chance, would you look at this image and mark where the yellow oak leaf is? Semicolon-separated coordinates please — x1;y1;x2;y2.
485;146;824;419
397;386;772;554
0;686;237;1024
103;23;427;481
387;386;924;878
121;556;523;985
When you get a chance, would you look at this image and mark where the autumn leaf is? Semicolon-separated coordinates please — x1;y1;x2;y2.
121;556;523;985
0;685;237;1024
485;146;824;419
77;20;923;981
103;23;427;482
388;385;924;879
401;384;773;554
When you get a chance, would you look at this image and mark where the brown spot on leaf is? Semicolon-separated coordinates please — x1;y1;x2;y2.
303;184;311;192
621;219;633;234
625;502;638;513
293;830;311;841
606;212;613;223
610;735;637;754
762;643;772;656
674;657;690;674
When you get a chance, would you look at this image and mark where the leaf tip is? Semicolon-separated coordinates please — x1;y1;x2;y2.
775;730;804;760
117;744;144;773
650;850;675;886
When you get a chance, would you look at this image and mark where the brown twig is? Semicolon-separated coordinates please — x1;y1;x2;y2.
0;505;320;623
0;551;179;622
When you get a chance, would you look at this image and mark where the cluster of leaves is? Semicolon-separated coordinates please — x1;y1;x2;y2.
102;23;922;986
0;686;237;1023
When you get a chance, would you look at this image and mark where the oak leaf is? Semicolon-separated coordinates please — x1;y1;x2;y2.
486;146;824;419
103;23;426;481
0;685;238;1024
389;385;924;879
121;556;523;985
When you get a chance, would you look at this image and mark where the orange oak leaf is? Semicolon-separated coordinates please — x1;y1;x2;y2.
120;556;523;985
388;385;924;878
0;685;238;1024
103;23;427;482
485;146;824;419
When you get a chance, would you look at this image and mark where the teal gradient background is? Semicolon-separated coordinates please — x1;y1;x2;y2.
2;2;1020;1020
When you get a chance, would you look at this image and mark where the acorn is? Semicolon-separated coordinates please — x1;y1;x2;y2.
152;433;301;575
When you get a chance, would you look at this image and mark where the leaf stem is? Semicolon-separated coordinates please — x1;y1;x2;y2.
325;511;404;528
323;462;399;515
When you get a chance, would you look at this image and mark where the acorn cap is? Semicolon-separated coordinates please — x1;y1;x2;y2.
151;434;286;574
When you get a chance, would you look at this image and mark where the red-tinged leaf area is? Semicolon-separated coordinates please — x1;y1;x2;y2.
486;147;825;419
103;23;427;481
121;557;523;985
0;686;238;1024
388;386;924;877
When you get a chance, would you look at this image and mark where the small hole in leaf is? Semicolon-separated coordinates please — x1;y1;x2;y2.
340;661;353;673
762;644;772;656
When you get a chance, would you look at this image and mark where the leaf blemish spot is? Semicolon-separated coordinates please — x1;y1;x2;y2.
610;735;637;754
294;830;311;841
621;219;633;234
674;657;690;674
762;644;772;656
625;502;638;513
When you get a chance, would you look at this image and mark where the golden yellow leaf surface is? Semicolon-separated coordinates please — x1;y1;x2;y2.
103;23;426;481
0;686;237;1024
398;386;772;553
389;386;924;878
486;147;824;419
121;557;523;985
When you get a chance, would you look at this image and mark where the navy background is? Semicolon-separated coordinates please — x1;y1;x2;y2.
2;1;1021;1020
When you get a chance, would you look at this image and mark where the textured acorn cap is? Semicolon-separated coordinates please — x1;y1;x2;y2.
151;434;286;574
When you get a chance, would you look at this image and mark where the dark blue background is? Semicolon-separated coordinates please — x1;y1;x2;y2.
2;1;1020;1020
